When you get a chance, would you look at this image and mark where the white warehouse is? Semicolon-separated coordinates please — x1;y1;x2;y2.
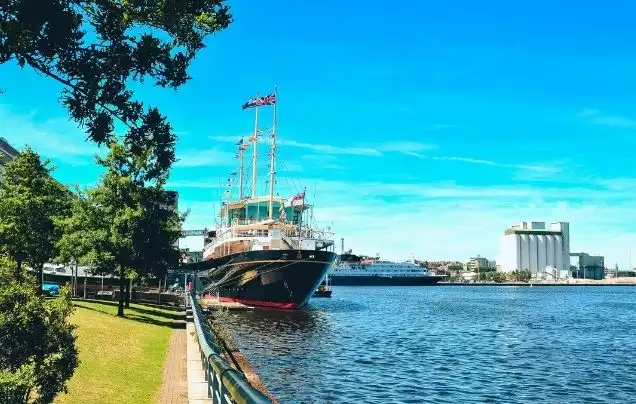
497;221;570;278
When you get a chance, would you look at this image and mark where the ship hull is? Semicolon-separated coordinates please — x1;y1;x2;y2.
329;275;444;286
194;250;337;309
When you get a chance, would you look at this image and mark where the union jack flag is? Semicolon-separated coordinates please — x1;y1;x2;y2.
241;93;277;110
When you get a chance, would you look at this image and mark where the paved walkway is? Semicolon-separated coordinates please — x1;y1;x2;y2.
186;319;213;403
158;317;188;403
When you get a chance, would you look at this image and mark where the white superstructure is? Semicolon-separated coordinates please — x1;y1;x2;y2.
497;221;570;278
335;257;434;277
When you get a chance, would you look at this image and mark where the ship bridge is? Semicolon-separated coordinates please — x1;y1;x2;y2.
221;196;309;226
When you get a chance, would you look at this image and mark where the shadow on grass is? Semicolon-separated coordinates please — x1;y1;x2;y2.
73;301;186;329
73;298;184;319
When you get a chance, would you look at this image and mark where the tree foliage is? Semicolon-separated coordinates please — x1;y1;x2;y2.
0;255;79;403
57;142;183;316
1;0;232;173
0;148;71;290
510;270;532;283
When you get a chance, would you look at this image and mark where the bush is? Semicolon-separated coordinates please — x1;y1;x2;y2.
0;256;79;403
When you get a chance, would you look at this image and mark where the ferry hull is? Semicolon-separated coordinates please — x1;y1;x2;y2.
195;250;337;309
329;275;444;286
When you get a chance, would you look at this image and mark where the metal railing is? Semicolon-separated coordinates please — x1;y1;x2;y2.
189;292;271;404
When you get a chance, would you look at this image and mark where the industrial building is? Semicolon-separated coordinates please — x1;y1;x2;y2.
570;253;604;280
497;221;570;279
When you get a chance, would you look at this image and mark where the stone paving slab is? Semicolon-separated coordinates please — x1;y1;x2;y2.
187;321;212;404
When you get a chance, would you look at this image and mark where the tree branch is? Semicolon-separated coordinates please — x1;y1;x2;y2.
19;53;136;131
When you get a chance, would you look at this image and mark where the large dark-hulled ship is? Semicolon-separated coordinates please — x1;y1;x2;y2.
197;89;336;309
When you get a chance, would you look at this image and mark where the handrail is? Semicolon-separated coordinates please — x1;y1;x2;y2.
189;291;271;404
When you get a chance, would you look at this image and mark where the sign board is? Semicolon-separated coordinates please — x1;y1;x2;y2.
180;229;206;237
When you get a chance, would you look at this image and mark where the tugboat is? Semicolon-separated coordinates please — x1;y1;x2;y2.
313;276;332;298
194;89;337;309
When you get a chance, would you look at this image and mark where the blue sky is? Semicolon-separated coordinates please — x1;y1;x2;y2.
2;0;636;267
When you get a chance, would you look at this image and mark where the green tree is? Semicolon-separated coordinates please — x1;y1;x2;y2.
490;271;507;283
59;142;182;316
510;270;532;283
0;148;71;292
1;1;232;172
0;255;79;403
130;187;183;298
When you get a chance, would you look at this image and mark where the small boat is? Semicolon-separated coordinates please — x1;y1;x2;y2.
313;276;332;298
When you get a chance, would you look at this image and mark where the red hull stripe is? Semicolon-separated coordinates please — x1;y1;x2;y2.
218;297;300;310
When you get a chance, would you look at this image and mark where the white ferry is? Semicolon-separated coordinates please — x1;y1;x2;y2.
329;252;445;286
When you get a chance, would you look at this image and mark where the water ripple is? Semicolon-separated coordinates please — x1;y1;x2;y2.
222;286;636;403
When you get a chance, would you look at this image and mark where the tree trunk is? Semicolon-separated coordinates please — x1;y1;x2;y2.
38;263;44;295
15;259;22;279
124;280;130;308
117;267;125;317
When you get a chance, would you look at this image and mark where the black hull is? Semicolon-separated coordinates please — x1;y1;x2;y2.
193;250;336;309
329;275;444;286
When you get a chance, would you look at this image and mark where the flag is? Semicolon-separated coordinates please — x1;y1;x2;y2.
235;138;243;145
242;93;276;110
240;143;249;150
287;191;305;207
241;97;259;110
258;93;276;106
230;171;237;176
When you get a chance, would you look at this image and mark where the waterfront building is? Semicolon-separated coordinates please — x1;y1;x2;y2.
570;253;604;280
0;137;19;175
466;255;495;271
497;221;570;279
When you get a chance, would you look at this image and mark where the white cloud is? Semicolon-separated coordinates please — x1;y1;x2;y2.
377;141;436;153
277;139;381;156
175;176;636;269
207;135;559;175
408;155;560;173
167;179;224;188
579;108;636;128
209;135;437;157
174;149;235;167
0;106;99;164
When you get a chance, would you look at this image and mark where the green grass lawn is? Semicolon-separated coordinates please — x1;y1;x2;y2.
54;300;179;404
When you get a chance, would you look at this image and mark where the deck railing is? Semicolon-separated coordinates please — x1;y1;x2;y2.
189;291;271;403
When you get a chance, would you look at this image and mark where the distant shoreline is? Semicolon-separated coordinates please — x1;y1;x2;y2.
439;281;636;287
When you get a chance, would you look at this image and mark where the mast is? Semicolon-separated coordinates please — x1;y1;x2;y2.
268;86;278;220
238;143;245;199
251;101;259;198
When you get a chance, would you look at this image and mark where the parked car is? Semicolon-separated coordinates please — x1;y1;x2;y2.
42;282;60;296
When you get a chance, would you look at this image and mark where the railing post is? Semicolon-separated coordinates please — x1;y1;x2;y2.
207;362;213;399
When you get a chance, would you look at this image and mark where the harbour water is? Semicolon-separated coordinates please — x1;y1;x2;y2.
221;286;636;403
